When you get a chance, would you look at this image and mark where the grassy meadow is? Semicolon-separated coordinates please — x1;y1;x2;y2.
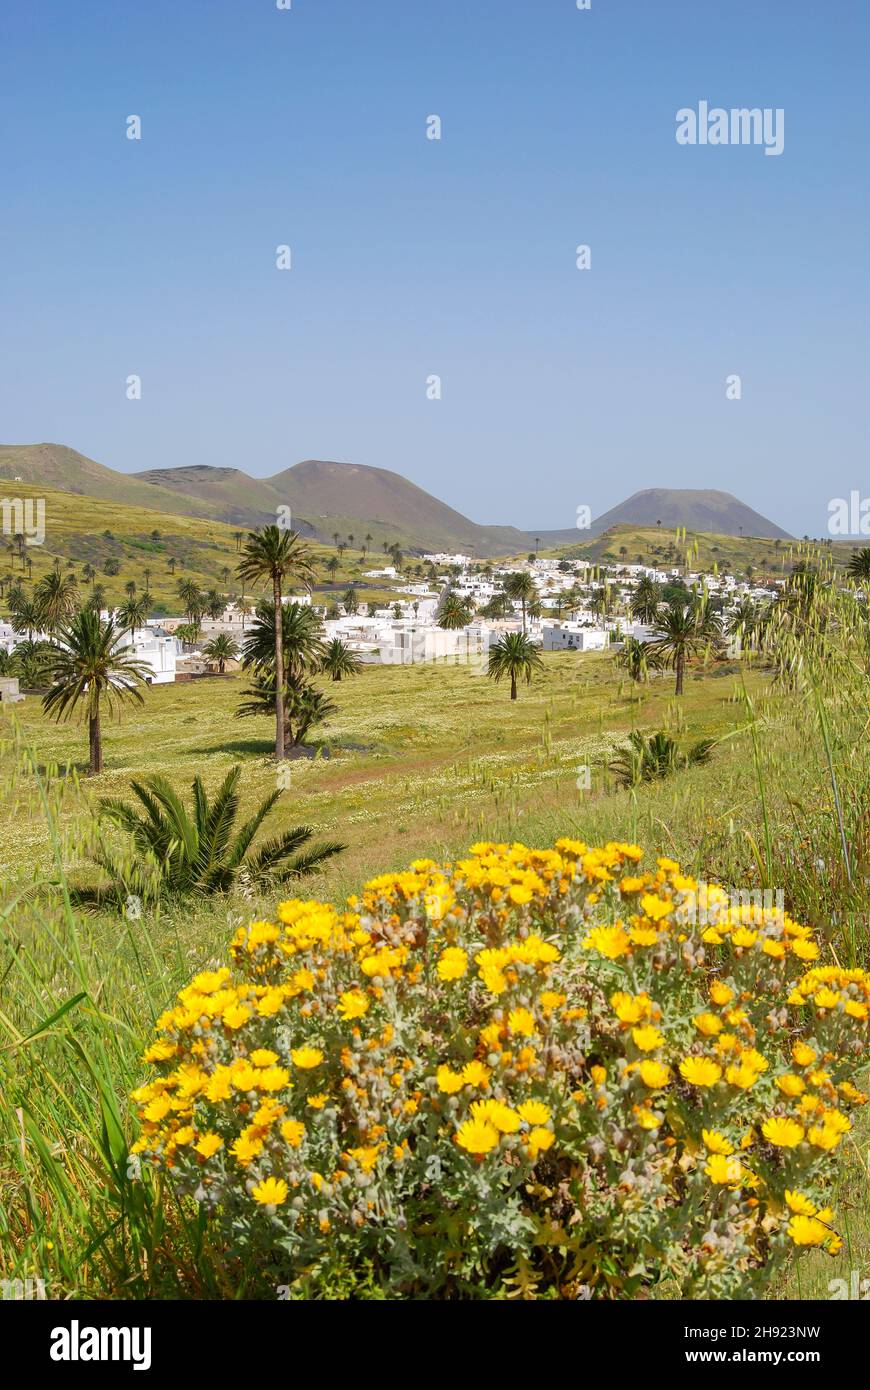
1;625;868;1299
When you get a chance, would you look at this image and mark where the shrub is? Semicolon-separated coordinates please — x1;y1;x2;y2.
85;766;344;905
131;840;868;1299
609;730;717;788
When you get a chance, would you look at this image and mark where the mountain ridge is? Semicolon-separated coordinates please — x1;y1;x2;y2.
0;444;792;554
583;487;791;541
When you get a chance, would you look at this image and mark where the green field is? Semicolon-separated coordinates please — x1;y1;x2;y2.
1;630;868;1299
1;650;774;893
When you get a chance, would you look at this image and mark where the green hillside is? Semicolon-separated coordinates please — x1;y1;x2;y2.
131;464;294;528
0;443;238;524
0;485;404;617
544;523;853;577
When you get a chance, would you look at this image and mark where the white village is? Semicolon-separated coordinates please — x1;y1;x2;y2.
0;547;784;697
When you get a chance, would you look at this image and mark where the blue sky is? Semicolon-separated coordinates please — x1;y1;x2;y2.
1;0;867;536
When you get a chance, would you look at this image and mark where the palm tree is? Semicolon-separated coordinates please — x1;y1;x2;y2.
9;639;54;690
342;585;359;615
124;579;137;598
116;594;151;635
241;600;326;682
438;593;473;630
204;589;225;621
41;610;150;774
647;603;722;696
322;638;362;682
487;631;544;700
504;572;537;632
177;579;205;637
239;598;324;750
726;598;758;644
326;555;340;580
233;531;244;554
615;636;658;683
237;528;317;761
87;584;107;614
9;594;42;642
630;576;662;624
847;548;870;586
237;672;336;750
88;765;344;902
34;570;79;634
203;632;240;673
590;585;610;618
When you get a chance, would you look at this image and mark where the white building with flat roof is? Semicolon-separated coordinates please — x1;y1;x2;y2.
422;552;472;567
541;622;608;652
118;626;179;684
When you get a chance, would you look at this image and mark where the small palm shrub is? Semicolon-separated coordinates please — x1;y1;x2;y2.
610;730;716;788
131;840;867;1299
83;765;343;904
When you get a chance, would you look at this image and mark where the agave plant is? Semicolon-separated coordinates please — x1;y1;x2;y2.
87;764;344;901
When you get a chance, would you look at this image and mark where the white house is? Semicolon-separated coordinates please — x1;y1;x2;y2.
118;626;179;684
541;622;608;652
422;552;472;567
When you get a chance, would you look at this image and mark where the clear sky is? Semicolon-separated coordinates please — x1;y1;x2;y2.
2;0;867;536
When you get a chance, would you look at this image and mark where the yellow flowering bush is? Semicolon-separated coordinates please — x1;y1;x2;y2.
131;840;868;1298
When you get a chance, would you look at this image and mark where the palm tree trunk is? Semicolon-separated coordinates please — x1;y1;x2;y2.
510;674;517;700
273;576;285;759
521;600;526;634
675;649;684;696
89;702;102;775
